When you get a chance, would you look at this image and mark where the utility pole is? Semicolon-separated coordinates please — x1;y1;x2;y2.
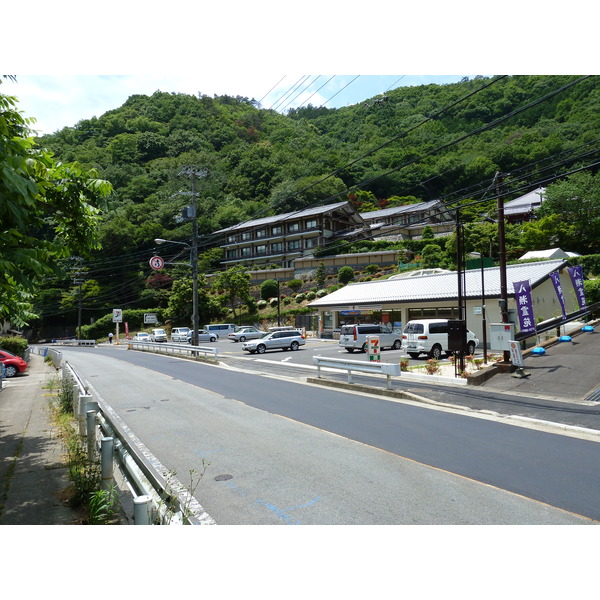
495;172;511;363
178;167;208;346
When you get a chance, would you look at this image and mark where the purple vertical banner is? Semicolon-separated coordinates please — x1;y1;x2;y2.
549;272;567;319
514;279;537;334
568;266;587;308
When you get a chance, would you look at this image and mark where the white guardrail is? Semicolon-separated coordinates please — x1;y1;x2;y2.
128;340;218;359
58;356;214;525
313;355;401;390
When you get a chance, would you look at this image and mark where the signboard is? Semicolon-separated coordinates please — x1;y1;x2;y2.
549;272;567;319
149;256;165;270
568;265;587;308
367;336;380;362
508;340;524;367
144;313;157;324
112;309;123;323
514;280;536;334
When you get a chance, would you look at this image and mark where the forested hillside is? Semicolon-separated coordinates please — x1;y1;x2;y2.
42;75;599;253
25;75;600;334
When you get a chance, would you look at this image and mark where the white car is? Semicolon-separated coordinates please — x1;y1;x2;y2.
171;327;191;342
228;327;264;342
133;332;150;342
242;330;305;354
403;319;479;359
149;328;168;342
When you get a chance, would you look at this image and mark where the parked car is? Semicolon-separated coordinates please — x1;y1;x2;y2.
149;328;168;342
0;350;28;377
402;319;479;359
187;330;218;344
171;327;191;342
133;332;150;342
338;323;403;353
228;327;264;342
242;330;305;354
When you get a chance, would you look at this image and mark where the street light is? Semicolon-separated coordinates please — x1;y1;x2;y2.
468;251;488;363
155;238;199;346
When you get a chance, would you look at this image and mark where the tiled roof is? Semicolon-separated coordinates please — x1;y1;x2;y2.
308;259;568;307
359;200;444;221
213;201;360;234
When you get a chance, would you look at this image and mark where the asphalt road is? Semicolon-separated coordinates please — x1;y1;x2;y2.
58;345;599;524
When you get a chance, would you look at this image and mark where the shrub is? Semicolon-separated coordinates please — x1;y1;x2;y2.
0;336;28;357
338;266;355;285
287;279;303;293
364;264;379;274
316;289;328;298
260;279;279;301
305;291;316;301
269;297;279;307
295;293;305;304
257;299;268;310
282;296;292;305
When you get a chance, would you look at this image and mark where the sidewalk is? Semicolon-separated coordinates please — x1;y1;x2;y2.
0;353;83;525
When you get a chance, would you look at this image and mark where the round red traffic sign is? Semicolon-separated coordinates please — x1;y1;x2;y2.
149;256;165;270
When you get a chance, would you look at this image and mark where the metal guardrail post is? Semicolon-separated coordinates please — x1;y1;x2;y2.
78;393;93;436
134;495;152;525
101;437;114;491
86;410;97;460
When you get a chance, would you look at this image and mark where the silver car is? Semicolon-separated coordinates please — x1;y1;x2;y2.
228;327;264;342
242;330;305;354
187;329;218;344
171;327;191;342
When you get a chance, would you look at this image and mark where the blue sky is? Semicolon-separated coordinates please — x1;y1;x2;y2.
2;75;471;135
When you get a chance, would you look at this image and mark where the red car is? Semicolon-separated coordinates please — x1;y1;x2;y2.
0;350;28;378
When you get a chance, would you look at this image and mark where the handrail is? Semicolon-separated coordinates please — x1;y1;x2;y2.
62;360;216;525
128;340;218;359
313;355;401;390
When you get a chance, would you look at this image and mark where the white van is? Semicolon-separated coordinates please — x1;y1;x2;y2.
203;324;236;338
402;319;478;359
339;323;403;353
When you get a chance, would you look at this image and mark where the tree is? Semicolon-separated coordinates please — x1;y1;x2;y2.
0;90;112;326
338;266;355;285
212;265;250;318
538;172;600;254
315;262;326;288
421;244;444;268
421;225;435;240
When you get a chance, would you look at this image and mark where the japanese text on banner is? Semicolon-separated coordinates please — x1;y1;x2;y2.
567;266;587;309
549;272;567;319
514;279;536;334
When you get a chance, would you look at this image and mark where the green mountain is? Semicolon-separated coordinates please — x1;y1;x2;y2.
32;74;599;333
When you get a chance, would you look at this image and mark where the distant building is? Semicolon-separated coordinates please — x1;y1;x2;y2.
519;248;580;260
504;187;545;224
360;200;453;240
213;201;368;269
212;199;454;272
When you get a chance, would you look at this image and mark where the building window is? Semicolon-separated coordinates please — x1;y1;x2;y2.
272;225;282;236
242;232;252;241
241;247;252;257
227;235;236;244
256;229;266;238
288;222;299;233
227;249;237;259
271;242;283;253
256;245;266;255
305;219;317;229
288;240;300;251
304;238;318;249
